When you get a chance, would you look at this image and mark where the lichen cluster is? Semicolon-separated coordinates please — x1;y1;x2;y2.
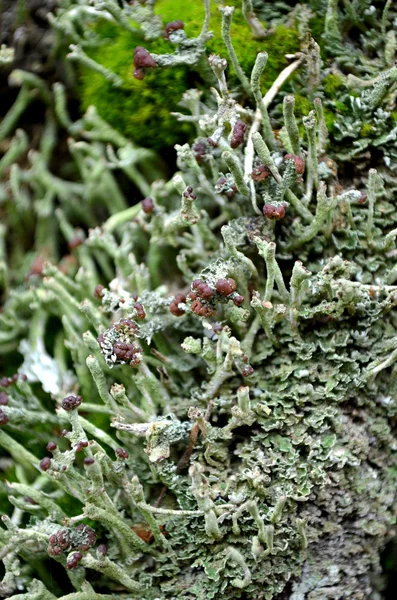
0;1;397;599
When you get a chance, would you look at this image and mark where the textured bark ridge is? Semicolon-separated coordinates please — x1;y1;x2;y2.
0;1;397;599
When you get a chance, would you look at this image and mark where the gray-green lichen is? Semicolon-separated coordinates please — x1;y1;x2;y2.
0;1;397;599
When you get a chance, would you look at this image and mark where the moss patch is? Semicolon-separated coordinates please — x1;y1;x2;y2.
323;73;345;97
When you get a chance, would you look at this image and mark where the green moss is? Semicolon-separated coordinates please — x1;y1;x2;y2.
323;107;337;133
360;122;373;137
289;94;337;137
334;99;349;114
79;0;300;151
293;94;313;118
309;15;325;49
323;73;345;97
80;20;193;151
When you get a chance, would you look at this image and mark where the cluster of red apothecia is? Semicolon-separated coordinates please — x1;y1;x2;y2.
283;154;305;175
169;277;244;318
0;372;27;387
230;120;247;149
183;185;197;200
112;341;142;366
192;139;208;165
216;176;238;198
263;202;287;220
250;154;305;220
48;524;97;569
40;396;129;475
62;395;82;411
95;308;144;367
41;434;129;473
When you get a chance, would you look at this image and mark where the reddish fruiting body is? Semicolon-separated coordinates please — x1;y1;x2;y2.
273;204;286;219
216;176;238;198
40;457;51;471
62;395;82;412
83;457;95;465
233;295;245;307
115;447;129;459
183;186;197;200
174;292;186;303
97;543;107;556
284;153;305;175
163;20;184;39
0;392;9;405
198;284;213;300
230;120;247;148
192;139;208;164
46;441;57;452
94;284;104;299
48;529;72;556
358;192;367;205
263;204;275;218
192;280;213;299
0;410;8;426
191;299;216;317
113;342;141;366
134;303;146;319
75;524;96;551
251;164;270;181
142;197;155;213
75;440;89;452
263;203;286;220
169;302;185;316
67;552;83;570
133;46;156;80
170;293;186;317
192;279;203;289
216;278;236;296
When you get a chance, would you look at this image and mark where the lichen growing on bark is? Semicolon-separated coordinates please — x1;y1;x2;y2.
0;1;397;599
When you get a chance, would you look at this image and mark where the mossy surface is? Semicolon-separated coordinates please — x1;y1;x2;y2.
323;73;345;97
80;0;300;150
80;22;193;152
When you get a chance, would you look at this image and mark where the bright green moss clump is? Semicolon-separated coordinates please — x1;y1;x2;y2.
80;0;300;151
80;22;193;152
